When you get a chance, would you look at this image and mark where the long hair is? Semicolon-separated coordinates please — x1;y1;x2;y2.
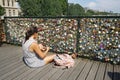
25;26;38;42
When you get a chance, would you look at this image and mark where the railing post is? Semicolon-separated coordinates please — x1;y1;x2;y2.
76;18;80;53
4;18;9;44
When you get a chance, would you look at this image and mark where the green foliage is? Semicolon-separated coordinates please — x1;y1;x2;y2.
18;0;66;17
18;0;43;16
68;3;85;16
0;5;5;16
18;0;111;16
85;9;96;16
46;0;62;16
97;11;110;15
85;9;111;16
60;0;68;15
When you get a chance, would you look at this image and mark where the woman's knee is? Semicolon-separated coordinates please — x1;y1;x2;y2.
44;54;56;64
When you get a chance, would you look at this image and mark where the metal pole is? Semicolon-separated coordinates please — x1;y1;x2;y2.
76;18;80;53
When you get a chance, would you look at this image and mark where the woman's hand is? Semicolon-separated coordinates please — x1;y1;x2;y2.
39;44;44;49
46;47;50;51
39;44;50;52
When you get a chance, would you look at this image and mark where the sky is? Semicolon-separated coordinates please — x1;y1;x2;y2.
68;0;120;13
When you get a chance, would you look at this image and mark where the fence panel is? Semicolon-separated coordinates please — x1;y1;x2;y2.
4;17;77;53
78;17;120;64
4;16;120;64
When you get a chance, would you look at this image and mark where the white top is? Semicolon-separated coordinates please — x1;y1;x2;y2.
22;37;45;68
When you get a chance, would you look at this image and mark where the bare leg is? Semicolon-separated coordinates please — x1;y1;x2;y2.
44;54;56;64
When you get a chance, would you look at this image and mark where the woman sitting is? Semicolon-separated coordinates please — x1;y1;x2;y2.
22;26;56;68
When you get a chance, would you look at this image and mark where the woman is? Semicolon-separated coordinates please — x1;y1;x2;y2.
22;26;56;68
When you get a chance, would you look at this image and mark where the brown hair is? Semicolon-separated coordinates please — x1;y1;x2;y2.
25;26;38;42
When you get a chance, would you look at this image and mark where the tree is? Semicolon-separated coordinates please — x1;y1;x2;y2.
85;9;96;16
18;0;43;16
97;11;110;15
18;0;67;17
19;0;111;16
68;3;85;16
85;9;110;16
43;0;62;16
0;5;5;16
60;0;68;15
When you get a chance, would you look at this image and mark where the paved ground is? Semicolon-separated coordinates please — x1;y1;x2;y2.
0;44;120;80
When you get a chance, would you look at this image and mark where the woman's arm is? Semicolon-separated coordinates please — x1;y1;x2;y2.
30;42;49;59
39;44;47;51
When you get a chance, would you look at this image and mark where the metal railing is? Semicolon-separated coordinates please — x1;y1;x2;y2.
4;16;120;64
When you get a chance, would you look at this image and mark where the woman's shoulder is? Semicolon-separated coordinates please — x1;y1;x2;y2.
26;37;37;44
30;42;39;49
22;38;37;48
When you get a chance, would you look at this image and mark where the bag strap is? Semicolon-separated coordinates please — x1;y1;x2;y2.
52;64;68;69
56;54;62;60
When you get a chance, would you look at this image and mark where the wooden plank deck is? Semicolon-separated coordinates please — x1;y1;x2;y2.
0;44;120;80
